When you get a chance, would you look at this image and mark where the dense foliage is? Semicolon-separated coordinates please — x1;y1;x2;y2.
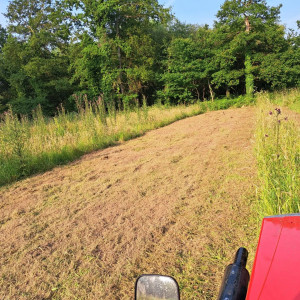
0;0;299;115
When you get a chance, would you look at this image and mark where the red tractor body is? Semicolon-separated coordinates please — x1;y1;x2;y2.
246;214;300;300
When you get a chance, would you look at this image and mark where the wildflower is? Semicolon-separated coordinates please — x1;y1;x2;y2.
265;134;269;137
275;108;281;115
269;111;273;115
278;120;281;124
284;117;288;121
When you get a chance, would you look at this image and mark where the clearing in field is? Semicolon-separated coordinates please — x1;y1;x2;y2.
0;107;259;299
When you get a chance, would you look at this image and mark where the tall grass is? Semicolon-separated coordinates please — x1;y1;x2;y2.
266;88;300;113
0;96;249;186
255;91;300;217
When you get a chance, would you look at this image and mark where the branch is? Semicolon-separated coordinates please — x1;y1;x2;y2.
27;25;34;34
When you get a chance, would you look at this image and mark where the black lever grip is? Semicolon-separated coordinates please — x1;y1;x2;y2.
217;247;250;300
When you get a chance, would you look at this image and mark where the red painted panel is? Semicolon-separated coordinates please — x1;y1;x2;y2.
246;215;300;300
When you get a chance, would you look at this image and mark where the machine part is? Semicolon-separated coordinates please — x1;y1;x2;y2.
217;247;250;300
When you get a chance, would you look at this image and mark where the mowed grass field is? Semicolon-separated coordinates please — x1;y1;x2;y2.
0;107;260;299
0;97;246;187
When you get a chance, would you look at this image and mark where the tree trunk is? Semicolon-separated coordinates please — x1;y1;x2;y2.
116;17;125;95
208;80;214;102
226;88;230;98
245;16;251;33
195;87;200;101
245;50;254;97
244;15;254;98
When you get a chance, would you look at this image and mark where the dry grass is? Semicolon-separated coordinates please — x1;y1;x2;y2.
0;96;251;186
0;102;203;186
0;107;258;299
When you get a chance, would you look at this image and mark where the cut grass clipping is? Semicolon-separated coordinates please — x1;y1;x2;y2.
0;96;250;186
0;105;258;300
255;92;300;217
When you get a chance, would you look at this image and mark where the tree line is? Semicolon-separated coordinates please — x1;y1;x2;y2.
0;0;299;116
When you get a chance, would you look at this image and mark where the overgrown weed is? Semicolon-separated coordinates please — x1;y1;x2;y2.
266;88;300;113
255;91;300;216
0;96;249;186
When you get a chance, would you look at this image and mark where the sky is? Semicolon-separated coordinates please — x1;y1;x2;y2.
0;0;299;30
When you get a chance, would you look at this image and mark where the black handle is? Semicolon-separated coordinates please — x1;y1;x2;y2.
217;247;250;300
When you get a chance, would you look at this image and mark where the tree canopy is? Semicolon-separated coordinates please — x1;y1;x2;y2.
0;0;299;115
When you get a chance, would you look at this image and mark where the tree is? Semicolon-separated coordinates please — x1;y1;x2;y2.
210;25;245;97
167;19;199;39
2;0;74;115
215;0;282;97
257;24;300;89
161;26;214;104
0;25;10;111
0;25;7;51
68;0;171;109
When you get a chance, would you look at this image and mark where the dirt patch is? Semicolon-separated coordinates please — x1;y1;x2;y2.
0;107;258;299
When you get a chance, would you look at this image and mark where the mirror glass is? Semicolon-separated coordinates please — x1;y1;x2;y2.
135;275;180;300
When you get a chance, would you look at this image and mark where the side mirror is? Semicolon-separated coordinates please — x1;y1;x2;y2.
135;274;180;300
